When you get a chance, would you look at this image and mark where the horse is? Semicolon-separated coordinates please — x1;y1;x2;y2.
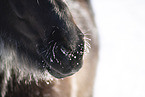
0;0;98;97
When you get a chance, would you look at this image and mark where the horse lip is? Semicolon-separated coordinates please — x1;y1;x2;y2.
41;49;83;78
44;60;80;78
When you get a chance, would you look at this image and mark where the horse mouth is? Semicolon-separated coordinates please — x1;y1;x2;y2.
37;39;84;78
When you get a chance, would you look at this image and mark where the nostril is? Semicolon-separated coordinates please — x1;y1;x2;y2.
50;25;84;52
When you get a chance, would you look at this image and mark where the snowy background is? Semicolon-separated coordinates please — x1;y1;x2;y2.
91;0;145;97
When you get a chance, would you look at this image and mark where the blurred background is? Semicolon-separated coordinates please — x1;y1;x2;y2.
91;0;145;97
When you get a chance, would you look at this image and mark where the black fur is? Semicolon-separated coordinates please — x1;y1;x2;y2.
0;0;84;78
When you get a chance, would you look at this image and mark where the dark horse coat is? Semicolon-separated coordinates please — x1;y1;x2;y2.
0;0;98;97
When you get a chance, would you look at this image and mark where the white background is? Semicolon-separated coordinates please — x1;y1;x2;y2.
91;0;145;97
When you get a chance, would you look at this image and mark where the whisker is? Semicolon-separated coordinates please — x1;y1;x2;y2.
83;29;92;54
85;41;91;49
84;38;91;54
44;40;54;57
50;57;53;63
36;0;40;5
84;47;90;54
46;52;51;58
39;49;47;55
48;40;54;45
52;42;57;59
84;37;91;41
52;30;55;35
45;47;51;57
55;58;60;64
84;34;92;36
